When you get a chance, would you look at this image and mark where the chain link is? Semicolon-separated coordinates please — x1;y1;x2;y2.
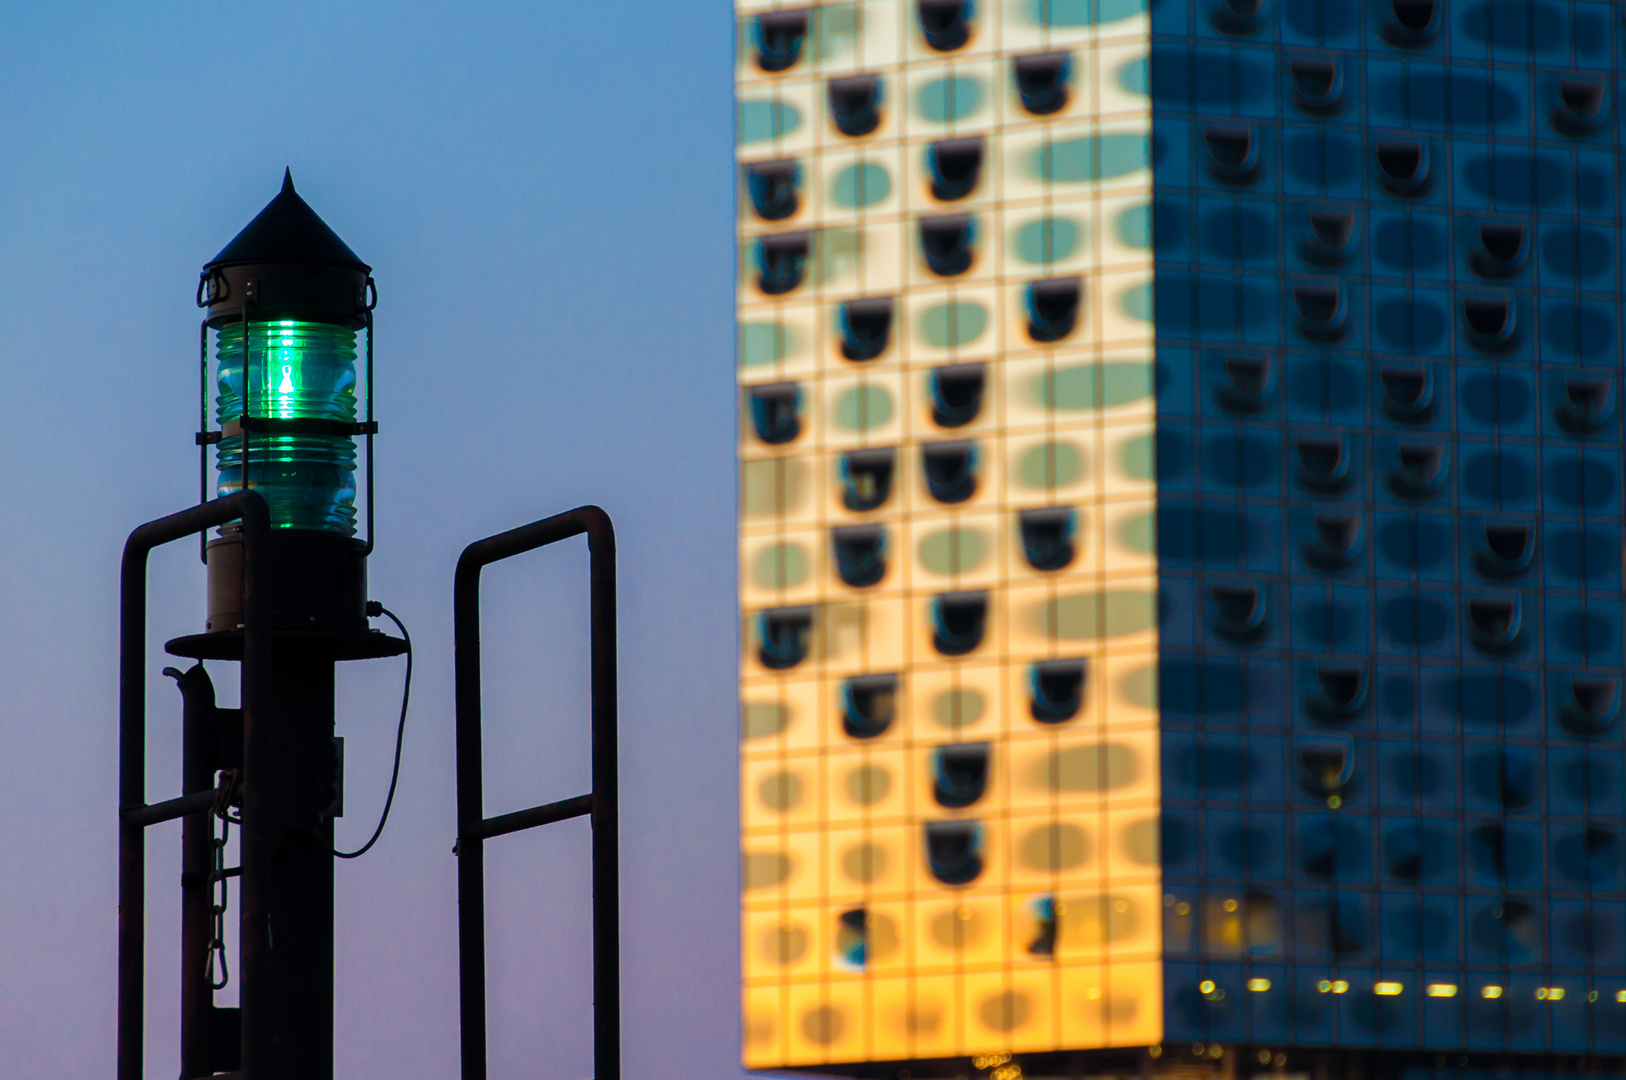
205;785;232;992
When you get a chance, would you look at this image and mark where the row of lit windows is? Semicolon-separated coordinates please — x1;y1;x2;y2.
1197;977;1626;1001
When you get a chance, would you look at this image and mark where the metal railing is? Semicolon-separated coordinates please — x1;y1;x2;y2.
119;491;270;1080
454;505;619;1080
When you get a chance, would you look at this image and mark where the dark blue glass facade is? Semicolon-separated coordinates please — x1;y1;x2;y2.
1151;0;1626;1055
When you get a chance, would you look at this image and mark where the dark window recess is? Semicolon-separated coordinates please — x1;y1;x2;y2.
1302;209;1355;266
1385;821;1448;882
753;9;809;72
747;382;802;445
758;606;813;670
1289;56;1343;115
1466;594;1521;652
836;908;868;968
1471;823;1518;879
1212;0;1266;34
1390;442;1446;498
1563;676;1621;735
1557;376;1616;434
918;0;973;51
1019;507;1076;571
1029;658;1087;723
931;590;988;656
1309;665;1367;721
1379;365;1433;422
744;159;801;221
1013;52;1071;116
1295;436;1351;492
1476;522;1533;579
1298;819;1359;882
840;447;895;511
1384;0;1440;46
1025;277;1082;343
932;743;991;808
1469;899;1537;961
1462;296;1516;351
1296;740;1354;798
1376;141;1430;196
832;524;887;588
1027;894;1057;957
920;214;976;276
922;440;978;503
1554;79;1609;136
839;297;894;362
1306;513;1363;569
1469;750;1536;811
842;673;898;739
928;363;985;427
1209;583;1266;641
927;137;985;201
828;74;884;137
1219;354;1273;412
756;232;810;295
1555;826;1620;887
1474;222;1527;277
1203;125;1261;185
1293;282;1346;340
924;820;984;885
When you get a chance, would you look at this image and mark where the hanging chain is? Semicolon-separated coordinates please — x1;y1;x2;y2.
205;781;235;992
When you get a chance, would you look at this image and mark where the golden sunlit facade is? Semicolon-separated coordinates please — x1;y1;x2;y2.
737;2;1161;1070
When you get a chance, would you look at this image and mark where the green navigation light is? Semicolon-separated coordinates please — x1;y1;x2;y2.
215;319;358;533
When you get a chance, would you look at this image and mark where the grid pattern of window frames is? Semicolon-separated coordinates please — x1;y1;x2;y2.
738;0;1164;1069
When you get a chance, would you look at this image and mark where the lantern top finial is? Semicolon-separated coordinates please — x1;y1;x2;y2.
205;168;368;272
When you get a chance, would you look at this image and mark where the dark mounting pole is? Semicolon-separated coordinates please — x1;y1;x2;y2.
454;505;619;1080
119;491;270;1080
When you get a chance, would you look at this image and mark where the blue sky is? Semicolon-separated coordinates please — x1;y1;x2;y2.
0;2;739;1076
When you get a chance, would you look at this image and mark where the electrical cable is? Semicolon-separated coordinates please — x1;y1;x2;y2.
333;603;412;859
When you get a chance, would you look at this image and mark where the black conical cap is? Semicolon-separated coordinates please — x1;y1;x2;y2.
206;169;368;270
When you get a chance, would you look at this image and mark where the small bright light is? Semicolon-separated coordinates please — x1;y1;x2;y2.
1617;990;1626;1003
1247;978;1271;992
1223;898;1239;912
1537;987;1565;1001
1482;986;1504;999
1332;980;1349;994
1375;982;1403;996
1326;794;1342;808
1318;980;1331;993
1426;984;1458;998
1199;980;1216;994
1175;902;1190;916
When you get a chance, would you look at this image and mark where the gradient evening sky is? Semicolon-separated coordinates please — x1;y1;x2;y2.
0;3;741;1077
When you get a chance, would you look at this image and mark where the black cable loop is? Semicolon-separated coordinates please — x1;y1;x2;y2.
332;604;412;859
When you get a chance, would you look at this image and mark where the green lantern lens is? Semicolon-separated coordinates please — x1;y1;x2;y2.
215;320;359;534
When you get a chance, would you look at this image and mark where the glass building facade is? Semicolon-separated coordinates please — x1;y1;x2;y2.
737;1;1626;1075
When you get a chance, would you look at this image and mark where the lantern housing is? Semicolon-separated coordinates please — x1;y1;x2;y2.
177;170;390;657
